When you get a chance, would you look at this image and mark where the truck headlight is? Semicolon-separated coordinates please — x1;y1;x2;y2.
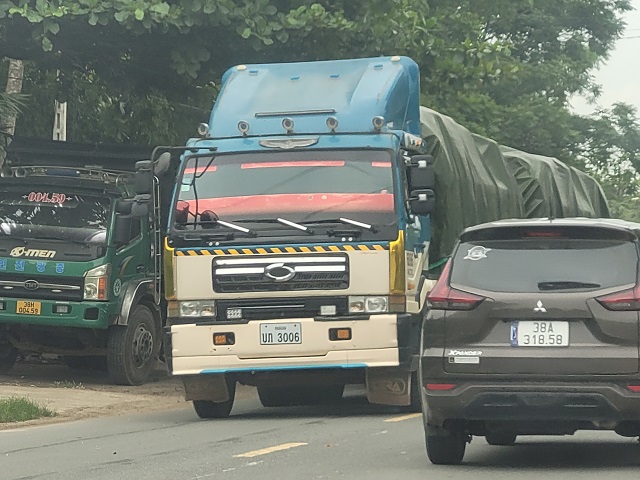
179;300;216;318
349;296;389;313
84;264;111;301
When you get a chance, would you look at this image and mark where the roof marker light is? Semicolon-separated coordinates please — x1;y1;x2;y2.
237;121;250;136
326;116;339;132
282;118;295;134
372;116;385;132
197;123;210;137
391;56;401;62
237;65;247;71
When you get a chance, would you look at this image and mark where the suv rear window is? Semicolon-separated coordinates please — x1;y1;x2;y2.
451;228;638;293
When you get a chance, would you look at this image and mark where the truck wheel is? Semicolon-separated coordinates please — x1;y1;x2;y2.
485;432;517;446
193;379;236;419
0;343;18;375
107;304;158;386
425;427;467;465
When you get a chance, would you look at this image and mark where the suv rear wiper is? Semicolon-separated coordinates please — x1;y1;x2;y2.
538;281;601;291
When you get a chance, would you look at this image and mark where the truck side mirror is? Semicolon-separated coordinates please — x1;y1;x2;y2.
407;154;435;191
408;189;436;216
113;214;133;248
114;198;133;215
134;160;154;195
175;200;189;225
154;152;172;177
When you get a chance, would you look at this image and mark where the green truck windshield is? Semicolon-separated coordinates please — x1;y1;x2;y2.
0;189;111;245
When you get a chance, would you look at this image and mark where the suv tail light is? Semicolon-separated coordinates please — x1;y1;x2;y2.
596;284;640;311
427;259;485;310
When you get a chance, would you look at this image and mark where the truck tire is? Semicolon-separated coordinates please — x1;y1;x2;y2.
192;379;236;419
485;432;517;446
425;427;467;465
258;385;344;407
0;343;18;375
107;304;158;386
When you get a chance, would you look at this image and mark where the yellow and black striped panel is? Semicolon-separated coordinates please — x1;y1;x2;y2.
174;244;389;256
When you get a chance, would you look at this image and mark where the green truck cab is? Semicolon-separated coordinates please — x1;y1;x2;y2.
0;137;169;385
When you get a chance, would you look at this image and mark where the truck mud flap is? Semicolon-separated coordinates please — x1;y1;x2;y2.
366;367;411;406
183;374;231;402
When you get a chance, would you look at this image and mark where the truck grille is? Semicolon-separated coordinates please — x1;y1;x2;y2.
0;272;83;302
217;297;348;321
212;254;349;293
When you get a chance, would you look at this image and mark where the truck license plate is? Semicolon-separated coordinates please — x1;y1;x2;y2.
16;300;41;315
260;323;302;345
510;321;569;347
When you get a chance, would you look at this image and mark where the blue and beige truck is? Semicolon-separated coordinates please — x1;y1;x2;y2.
143;55;608;418
141;56;439;417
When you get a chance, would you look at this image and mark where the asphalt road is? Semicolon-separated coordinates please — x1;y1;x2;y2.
2;387;640;480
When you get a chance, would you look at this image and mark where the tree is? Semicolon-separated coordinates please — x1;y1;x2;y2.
2;0;639;219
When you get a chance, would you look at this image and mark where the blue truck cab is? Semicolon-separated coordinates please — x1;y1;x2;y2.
156;56;437;416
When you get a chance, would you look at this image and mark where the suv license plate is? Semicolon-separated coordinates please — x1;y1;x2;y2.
260;323;302;345
510;321;569;347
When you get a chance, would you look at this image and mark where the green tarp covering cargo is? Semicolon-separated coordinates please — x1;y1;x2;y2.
419;107;610;266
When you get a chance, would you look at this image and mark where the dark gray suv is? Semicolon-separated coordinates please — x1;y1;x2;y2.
420;218;640;465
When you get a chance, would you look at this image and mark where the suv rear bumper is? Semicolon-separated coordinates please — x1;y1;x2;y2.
424;382;640;427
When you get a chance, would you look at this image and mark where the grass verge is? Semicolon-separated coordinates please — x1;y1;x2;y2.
0;396;56;423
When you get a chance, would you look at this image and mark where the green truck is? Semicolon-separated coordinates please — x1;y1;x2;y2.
0;137;173;385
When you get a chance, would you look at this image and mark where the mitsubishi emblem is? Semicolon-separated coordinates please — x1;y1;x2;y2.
533;300;547;313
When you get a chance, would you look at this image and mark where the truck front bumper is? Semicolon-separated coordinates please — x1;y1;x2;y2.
167;313;419;376
0;297;112;329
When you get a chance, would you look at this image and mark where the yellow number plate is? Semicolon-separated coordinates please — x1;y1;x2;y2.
16;300;41;315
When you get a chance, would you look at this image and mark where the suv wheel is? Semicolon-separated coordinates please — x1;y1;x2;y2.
425;426;467;465
485;432;517;446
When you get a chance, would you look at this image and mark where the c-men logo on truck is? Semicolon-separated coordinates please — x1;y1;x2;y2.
10;247;56;258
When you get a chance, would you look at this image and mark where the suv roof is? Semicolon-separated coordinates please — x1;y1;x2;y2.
460;217;640;238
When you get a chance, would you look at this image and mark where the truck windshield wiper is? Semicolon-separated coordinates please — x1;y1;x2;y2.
231;217;315;235
0;233;90;246
198;211;257;237
538;281;601;291
300;217;380;235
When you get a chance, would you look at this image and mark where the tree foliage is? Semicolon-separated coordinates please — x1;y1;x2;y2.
2;0;640;220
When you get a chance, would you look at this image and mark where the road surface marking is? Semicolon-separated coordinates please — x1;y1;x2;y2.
384;413;422;423
234;442;308;458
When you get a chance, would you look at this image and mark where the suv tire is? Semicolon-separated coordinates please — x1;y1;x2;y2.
425;427;467;465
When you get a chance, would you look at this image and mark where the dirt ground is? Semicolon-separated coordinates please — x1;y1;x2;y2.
0;356;189;430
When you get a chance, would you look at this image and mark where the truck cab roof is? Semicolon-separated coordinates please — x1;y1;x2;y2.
208;56;421;139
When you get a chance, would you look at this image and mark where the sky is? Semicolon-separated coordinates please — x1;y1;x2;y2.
571;0;640;115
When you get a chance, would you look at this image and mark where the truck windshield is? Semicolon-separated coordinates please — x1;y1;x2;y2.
0;189;111;245
175;149;396;231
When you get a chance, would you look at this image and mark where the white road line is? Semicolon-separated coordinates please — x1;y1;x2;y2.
233;442;308;458
384;413;422;423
